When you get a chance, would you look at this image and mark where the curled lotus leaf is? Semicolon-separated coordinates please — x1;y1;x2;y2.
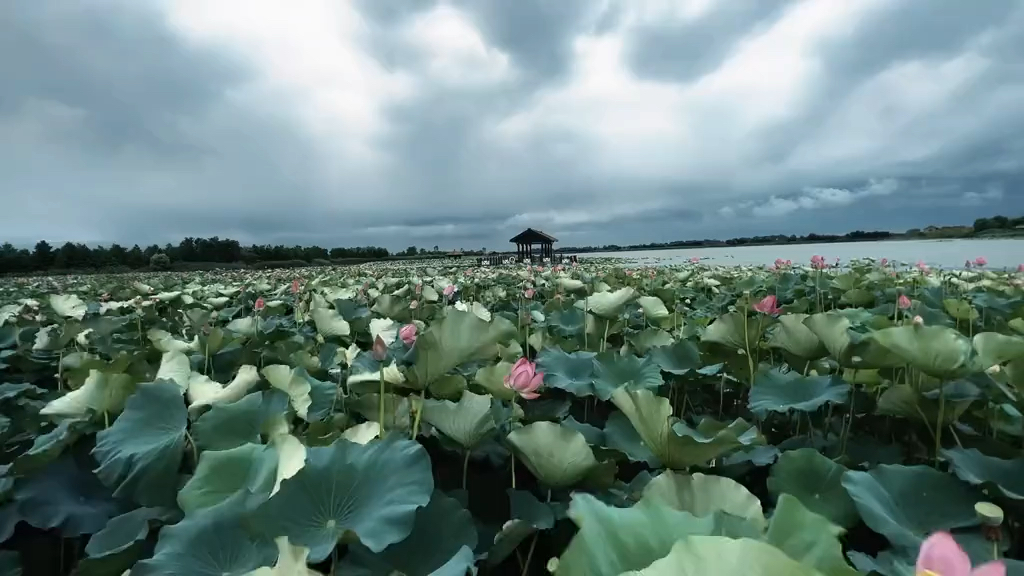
507;422;599;489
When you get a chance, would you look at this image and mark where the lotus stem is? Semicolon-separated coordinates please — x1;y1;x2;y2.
410;389;425;439
601;318;610;353
742;312;755;387
463;449;471;491
378;370;386;436
520;490;552;576
934;381;945;468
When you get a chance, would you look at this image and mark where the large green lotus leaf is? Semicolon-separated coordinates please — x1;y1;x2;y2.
408;310;517;389
13;455;120;537
261;365;313;421
641;471;765;532
767;448;859;529
554;493;762;576
427;373;467;400
178;443;278;515
192;391;289;452
535;348;597;397
548;307;586;337
647;340;701;375
421;390;496;449
252;436;432;562
612;388;763;469
840;288;874;308
92;381;187;507
583;287;637;320
767;314;827;359
701;312;772;351
507;422;599;489
803;312;900;369
10;417;90;474
156;351;191;393
841;464;985;549
50;294;87;320
942;447;1024;500
636;296;670;319
593;352;664;400
39;370;138;419
604;411;659;466
621;536;824;576
132;507;277;576
765;495;859;576
627;328;674;355
341;491;477;576
863;325;973;378
973;332;1024;370
875;385;972;426
472;361;515;401
310;307;351;338
749;370;849;415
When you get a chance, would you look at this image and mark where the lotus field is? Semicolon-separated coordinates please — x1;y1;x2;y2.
3;257;1024;575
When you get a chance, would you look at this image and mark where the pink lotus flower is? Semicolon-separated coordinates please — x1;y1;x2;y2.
504;357;543;400
372;334;388;361
916;532;1003;576
443;285;456;297
752;295;782;315
690;257;700;263
811;255;826;270
254;297;265;311
974;257;987;267
399;324;417;346
916;260;929;271
291;279;300;294
1018;264;1024;273
524;288;535;299
898;294;912;310
881;258;888;267
409;299;419;310
415;283;422;294
774;258;785;268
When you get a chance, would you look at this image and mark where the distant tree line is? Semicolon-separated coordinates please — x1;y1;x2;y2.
562;213;1023;253
0;236;391;275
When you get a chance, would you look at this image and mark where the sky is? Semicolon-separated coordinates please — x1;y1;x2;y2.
2;0;1023;252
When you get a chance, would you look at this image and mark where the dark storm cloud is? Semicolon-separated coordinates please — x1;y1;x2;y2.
3;0;1024;252
623;2;799;83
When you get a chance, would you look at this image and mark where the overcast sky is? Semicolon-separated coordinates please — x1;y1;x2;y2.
2;0;1023;251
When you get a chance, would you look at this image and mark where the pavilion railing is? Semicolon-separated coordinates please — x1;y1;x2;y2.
475;253;577;266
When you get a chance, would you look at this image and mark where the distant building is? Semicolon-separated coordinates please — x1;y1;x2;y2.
509;228;557;261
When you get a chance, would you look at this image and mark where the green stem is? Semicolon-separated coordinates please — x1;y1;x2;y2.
462;450;471;491
935;381;945;467
379;370;386;436
520;490;551;576
410;389;425;439
743;313;755;388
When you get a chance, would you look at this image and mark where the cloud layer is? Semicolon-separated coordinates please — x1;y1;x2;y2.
3;0;1023;250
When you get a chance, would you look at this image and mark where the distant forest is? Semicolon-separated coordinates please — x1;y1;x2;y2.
1;214;1021;275
560;214;1024;253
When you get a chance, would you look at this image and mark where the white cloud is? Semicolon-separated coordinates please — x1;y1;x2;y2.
961;186;1004;206
746;178;899;218
404;6;514;87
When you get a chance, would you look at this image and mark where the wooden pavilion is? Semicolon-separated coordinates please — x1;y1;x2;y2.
510;228;557;262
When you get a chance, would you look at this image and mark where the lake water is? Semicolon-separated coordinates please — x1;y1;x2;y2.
579;239;1024;269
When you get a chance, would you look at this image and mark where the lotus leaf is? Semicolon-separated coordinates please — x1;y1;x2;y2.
421;390;496;449
535;348;597;397
407;310;517;389
640;471;766;532
942;447;1024;500
92;381;187;507
767;314;827;359
841;464;985;549
865;324;973;378
749;369;849;415
618;536;824;576
507;421;599;488
767;448;859;528
647;339;701;375
252;436;432;561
